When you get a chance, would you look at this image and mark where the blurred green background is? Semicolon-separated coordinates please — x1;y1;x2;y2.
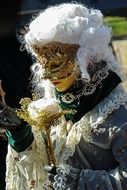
105;16;127;38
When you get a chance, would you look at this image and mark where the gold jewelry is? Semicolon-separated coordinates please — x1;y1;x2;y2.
31;42;80;79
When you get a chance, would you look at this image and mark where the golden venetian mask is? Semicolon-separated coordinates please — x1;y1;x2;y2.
31;42;80;91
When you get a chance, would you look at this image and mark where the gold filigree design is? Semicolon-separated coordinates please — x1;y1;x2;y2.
16;96;76;165
16;97;33;125
31;42;80;80
16;97;76;130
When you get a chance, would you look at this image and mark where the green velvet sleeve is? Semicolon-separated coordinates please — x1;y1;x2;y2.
6;124;34;153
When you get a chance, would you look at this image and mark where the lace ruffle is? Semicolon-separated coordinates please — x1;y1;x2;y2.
53;164;79;190
90;85;127;128
60;65;109;104
57;84;127;163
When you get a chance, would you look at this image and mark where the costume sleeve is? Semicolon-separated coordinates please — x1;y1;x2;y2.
6;124;48;189
6;123;34;152
78;121;127;190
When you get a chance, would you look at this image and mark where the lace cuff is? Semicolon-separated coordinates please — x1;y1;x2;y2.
53;164;80;190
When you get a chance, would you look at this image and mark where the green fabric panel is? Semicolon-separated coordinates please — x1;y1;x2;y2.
6;125;34;153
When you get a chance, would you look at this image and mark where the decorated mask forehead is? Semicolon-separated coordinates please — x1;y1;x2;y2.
31;42;80;79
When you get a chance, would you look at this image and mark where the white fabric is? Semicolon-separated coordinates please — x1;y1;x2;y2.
6;126;48;190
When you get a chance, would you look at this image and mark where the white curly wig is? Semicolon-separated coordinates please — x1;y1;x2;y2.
24;2;122;96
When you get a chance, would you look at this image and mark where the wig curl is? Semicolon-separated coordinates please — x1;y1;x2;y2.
25;3;122;95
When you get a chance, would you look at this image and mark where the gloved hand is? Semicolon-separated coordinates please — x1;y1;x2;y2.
44;164;80;190
0;102;22;130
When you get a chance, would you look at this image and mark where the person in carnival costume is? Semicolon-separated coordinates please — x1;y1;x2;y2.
1;2;127;190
